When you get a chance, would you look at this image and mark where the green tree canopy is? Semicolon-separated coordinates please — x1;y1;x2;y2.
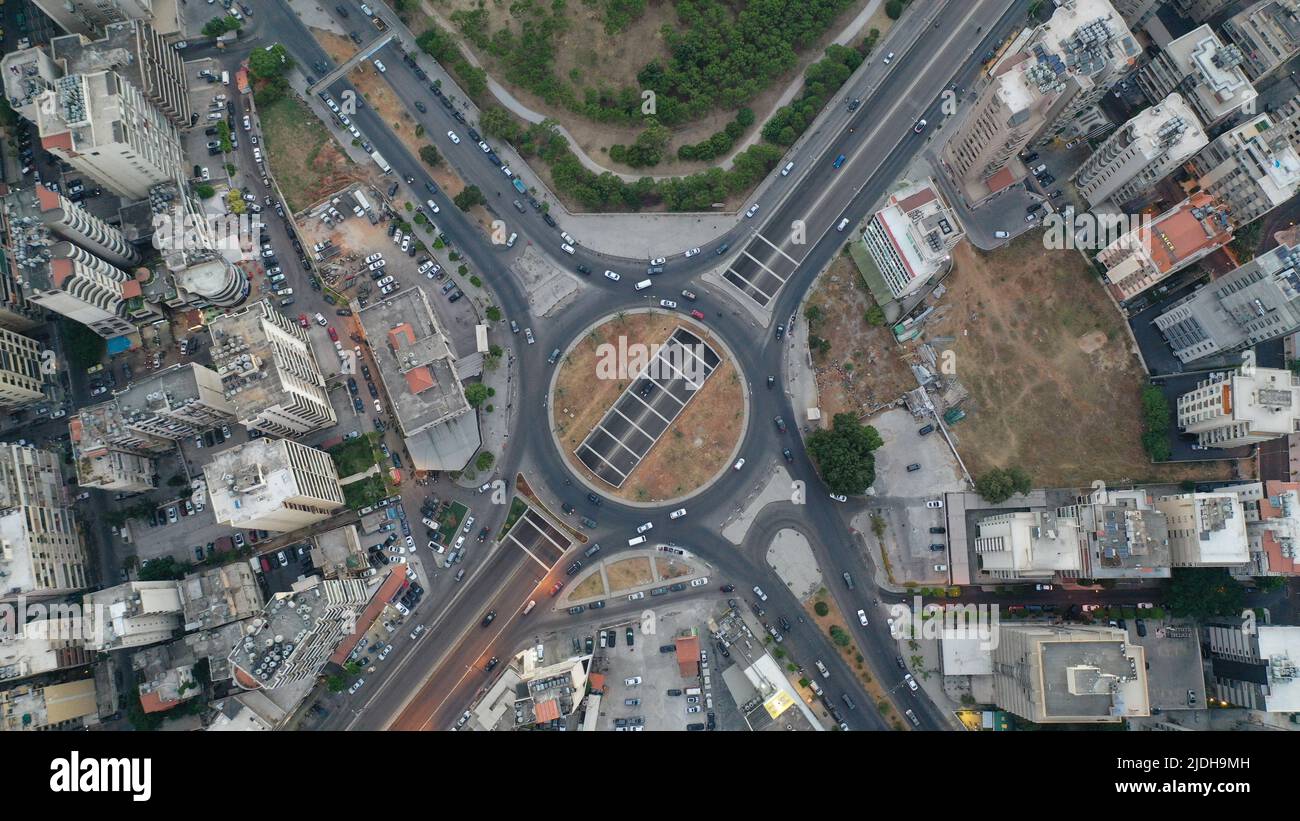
454;185;485;211
806;412;883;495
465;382;490;407
973;467;1032;503
1167;568;1245;619
419;144;441;167
249;44;293;80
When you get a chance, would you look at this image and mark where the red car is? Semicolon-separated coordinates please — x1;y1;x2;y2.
690;309;706;320
328;326;339;342
298;313;309;328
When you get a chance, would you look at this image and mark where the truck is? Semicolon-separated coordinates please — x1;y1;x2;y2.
685;687;702;696
369;150;391;174
353;190;373;213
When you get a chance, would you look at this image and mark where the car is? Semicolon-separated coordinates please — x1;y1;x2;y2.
364;253;384;264
904;674;918;692
669;508;687;520
1035;583;1053;591
410;624;425;640
934;564;948;572
830;493;848;503
623;676;642;686
524;328;535;345
994;230;1010;239
480;610;496;627
1135;619;1147;637
683;247;701;258
833;154;847;168
636;521;653;534
858;609;869;626
745;204;759;218
926;500;944;509
414;100;427;113
348;678;365;694
774;416;787;434
373;59;386;72
315;313;327;326
776;324;785;340
842;571;855;589
447;130;461;144
628;591;645;601
603;270;621;282
913;118;927;133
752;585;768;601
659;299;677;309
733;458;745;471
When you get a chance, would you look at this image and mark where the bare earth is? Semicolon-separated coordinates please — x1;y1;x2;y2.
655;557;691;580
258;93;363;214
606;556;653;592
927;239;1233;487
570;569;605;600
552;312;744;503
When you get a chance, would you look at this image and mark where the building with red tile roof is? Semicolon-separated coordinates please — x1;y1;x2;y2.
675;635;701;678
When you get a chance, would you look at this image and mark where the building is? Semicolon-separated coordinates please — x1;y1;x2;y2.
207;301;337;436
0;327;51;410
1203;623;1300;711
142;179;250;309
1172;0;1237;24
991;623;1150;724
942;0;1140;201
204;438;345;533
1111;0;1161;28
356;288;476;471
1057;487;1171;579
1177;366;1300;448
1072;94;1207;206
1190;114;1300;230
0;612;93;685
859;178;964;302
0;444;89;602
28;0;184;38
1096;194;1233;302
132;640;199;713
973;509;1082;579
82;581;184;651
1222;0;1300;81
1135;25;1257;129
176;561;263;632
1153;242;1300;363
1153;492;1249;567
1219;480;1300;576
206;691;286;731
0;677;101;730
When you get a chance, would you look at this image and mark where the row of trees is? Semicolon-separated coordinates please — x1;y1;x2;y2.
676;108;755;162
1140;384;1172;462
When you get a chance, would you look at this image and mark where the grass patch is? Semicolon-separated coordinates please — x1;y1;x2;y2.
258;93;358;213
342;475;388;510
497;497;526;540
328;433;381;478
438;501;469;543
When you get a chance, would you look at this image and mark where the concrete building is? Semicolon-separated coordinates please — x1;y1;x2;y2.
1172;0;1237;24
1154;242;1300;363
1222;0;1300;81
942;0;1140;201
991;623;1150;724
1219;480;1300;576
0;677;101;730
973;509;1082;579
1111;0;1161;29
1154;492;1249;567
1073;93;1207;206
177;561;263;632
204;438;345;533
858;178;964;302
357;288;476;471
207;301;337;436
1135;26;1257;129
1190;113;1300;229
132;640;199;713
1177;366;1300;448
1203;623;1300;711
0;444;89;602
1057;487;1171;580
0;613;92;685
0;326;51;410
207;691;286;731
1097;195;1233;303
82;580;183;651
29;0;184;38
49;20;190;129
143;179;250;310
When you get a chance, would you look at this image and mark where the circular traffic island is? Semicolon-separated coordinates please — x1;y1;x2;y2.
549;309;748;506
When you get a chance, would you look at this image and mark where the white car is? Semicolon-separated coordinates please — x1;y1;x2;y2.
669;508;687;520
684;247;700;257
745;204;760;218
500;165;512;177
603;270;621;282
427;540;445;554
455;535;466;550
925;500;944;509
410;624;425;639
636;521;653;534
378;644;392;660
623;676;642;686
1035;583;1053;591
857;609;869;627
904;673;918;691
314;313;327;326
405;535;415;548
561;231;576;245
733;458;745;471
628;591;645;601
830;493;848;503
373;59;386;72
560;243;576;255
649;257;666;266
364;253;384;264
463;515;476;532
376;275;394;287
690;577;709;587
425;199;440;214
348;678;365;694
478;140;491;153
883;51;895;64
752;586;767;601
369;259;387;271
659;299;677;309
447;130;461;144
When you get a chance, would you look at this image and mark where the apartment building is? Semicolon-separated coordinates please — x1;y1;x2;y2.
49;19;190;129
208;301;337;436
1073;93;1206;206
1190;113;1300;229
177;562;263;632
1172;0;1237;24
973;509;1082;579
1154;242;1300;363
1096;193;1233;302
1222;0;1300;81
204;438;345;533
0;327;51;410
1203;623;1300;711
72;362;234;455
942;0;1140;201
0;199;46;333
1056;487;1171;580
0;677;101;731
1154;492;1249;567
1111;0;1161;28
357;288;475;471
0;444;89;602
1135;26;1257;129
29;0;184;38
1219;480;1300;576
1177;366;1300;448
990;624;1150;724
859;178;964;302
0;613;93;686
83;581;183;651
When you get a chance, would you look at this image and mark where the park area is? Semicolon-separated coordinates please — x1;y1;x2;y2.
927;238;1233;487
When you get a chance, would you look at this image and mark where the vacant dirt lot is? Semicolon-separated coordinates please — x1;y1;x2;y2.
571;570;605;600
259;94;363;214
927;238;1233;487
655;556;691;580
606;556;653;592
806;255;915;418
551;312;744;502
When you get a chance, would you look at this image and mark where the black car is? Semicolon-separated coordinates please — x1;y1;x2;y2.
576;265;592;275
782;448;793;463
543;213;557;227
778;616;792;632
774;416;787;433
659;644;675;653
586;492;603;506
353;396;364;413
484;657;499;672
415;101;427;113
347;377;358;395
1135;619;1147;638
721;584;735;592
896;656;906;669
481;610;496;627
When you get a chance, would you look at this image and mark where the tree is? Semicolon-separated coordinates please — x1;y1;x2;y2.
454;185;485;211
829;625;851;647
59;319;105;370
865;304;886;326
249;44;293;80
419;144;441;167
886;0;904;19
465;383;490;407
139;557;186;581
194;183;215;199
475;451;495;472
1140;384;1172;462
485;306;502;322
814;601;829;617
1167;568;1245;619
974;467;1032;503
326;675;347;693
806;413;884;495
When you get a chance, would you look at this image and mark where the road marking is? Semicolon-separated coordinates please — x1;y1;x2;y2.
750;231;801;266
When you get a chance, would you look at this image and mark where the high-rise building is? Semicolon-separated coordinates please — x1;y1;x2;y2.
941;0;1140;201
28;0;183;38
0;612;93;685
0;444;89;602
1218;480;1300;576
208;301;337;436
1134;25;1257;129
1056;487;1171;579
1154;492;1249;567
204;438;345;532
1154;242;1300;363
49;20;191;129
1072;93;1207;206
1190;114;1300;229
1203;623;1300;711
991;624;1150;724
1095;193;1233;302
1222;0;1300;81
1177;366;1300;448
1172;0;1237;24
1111;0;1162;28
973;509;1082;579
0;327;50;410
82;581;183;651
858;178;964;303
